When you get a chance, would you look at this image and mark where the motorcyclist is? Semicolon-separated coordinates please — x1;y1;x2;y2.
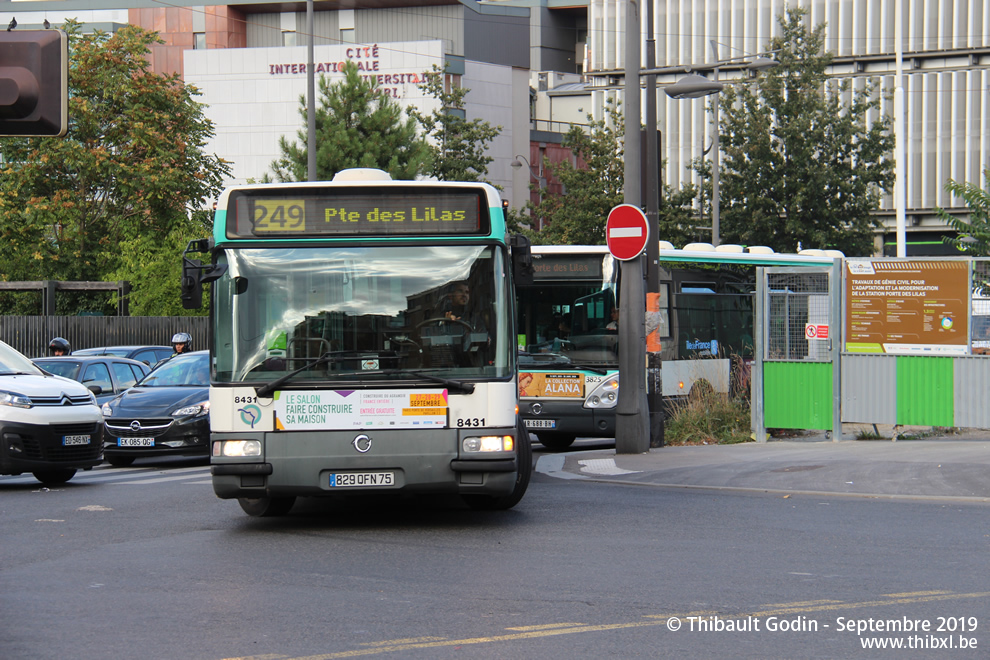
48;337;70;356
170;332;192;357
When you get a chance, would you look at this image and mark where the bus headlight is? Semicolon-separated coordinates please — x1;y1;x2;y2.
462;435;514;453
584;374;619;409
213;440;262;457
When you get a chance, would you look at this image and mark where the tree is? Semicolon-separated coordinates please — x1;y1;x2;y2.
522;100;700;246
0;21;229;316
937;166;990;258
714;6;894;256
269;61;429;182
410;65;501;182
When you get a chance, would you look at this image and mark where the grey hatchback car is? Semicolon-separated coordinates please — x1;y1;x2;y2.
33;355;151;405
73;345;173;367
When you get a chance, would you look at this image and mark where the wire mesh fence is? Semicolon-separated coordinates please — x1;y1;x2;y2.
765;271;831;361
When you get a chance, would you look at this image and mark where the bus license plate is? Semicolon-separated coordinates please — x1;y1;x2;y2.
329;472;395;488
118;437;154;447
63;435;91;446
524;419;556;429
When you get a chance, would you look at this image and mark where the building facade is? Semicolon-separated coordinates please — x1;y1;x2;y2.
582;0;990;254
2;0;533;194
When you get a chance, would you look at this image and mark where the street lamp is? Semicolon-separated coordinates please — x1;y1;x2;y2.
665;41;777;247
511;154;547;230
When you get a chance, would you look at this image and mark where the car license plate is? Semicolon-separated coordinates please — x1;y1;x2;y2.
524;419;556;429
329;472;395;488
63;435;91;446
118;437;154;447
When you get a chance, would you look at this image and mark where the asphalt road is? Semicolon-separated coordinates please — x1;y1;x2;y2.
0;457;986;659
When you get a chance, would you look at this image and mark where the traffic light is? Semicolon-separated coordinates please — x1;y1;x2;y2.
0;29;67;137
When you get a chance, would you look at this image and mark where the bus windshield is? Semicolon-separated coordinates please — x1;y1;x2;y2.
516;249;618;368
213;244;511;383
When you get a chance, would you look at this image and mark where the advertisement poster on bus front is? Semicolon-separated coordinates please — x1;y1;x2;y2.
518;372;585;399
272;389;447;430
845;260;968;355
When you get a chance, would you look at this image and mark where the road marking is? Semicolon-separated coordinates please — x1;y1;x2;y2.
884;590;950;597
0;465;211;487
359;637;445;647
117;472;212;485
252;591;990;660
505;623;587;631
578;458;639;476
535;455;586;480
761;599;842;608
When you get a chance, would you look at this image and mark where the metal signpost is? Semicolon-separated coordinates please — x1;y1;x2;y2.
607;204;651;453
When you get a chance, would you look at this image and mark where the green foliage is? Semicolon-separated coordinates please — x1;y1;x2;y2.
107;229;210;316
410;65;501;182
523;100;700;246
663;383;753;445
0;21;229;316
269;61;430;181
713;7;894;256
937;166;990;257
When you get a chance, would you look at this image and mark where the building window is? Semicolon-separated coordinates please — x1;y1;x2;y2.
282;31;297;47
193;33;206;50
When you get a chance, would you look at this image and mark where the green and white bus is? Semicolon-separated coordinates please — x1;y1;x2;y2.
182;169;533;516
516;243;839;450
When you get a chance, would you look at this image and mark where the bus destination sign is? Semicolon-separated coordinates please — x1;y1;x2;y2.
227;188;486;238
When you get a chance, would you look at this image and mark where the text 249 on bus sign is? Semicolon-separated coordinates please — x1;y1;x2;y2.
606;204;650;261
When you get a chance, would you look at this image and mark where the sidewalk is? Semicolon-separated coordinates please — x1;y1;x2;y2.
535;426;990;502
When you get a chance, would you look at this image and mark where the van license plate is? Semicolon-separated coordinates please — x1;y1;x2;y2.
524;419;556;429
329;472;395;488
118;438;154;447
63;435;91;446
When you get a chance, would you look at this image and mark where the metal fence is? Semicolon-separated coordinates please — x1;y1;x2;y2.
0;316;209;358
765;271;831;361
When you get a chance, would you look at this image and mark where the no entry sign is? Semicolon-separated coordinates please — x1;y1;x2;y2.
606;204;650;261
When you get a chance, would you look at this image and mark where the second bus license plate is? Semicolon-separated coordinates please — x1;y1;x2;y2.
329;472;395;488
524;419;556;429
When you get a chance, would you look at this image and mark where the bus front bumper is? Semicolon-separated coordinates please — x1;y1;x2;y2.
210;429;520;500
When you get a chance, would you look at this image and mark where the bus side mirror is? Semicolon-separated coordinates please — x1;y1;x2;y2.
510;234;534;286
181;258;204;309
181;239;227;309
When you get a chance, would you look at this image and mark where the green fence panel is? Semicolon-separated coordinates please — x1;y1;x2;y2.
896;356;954;426
764;361;833;430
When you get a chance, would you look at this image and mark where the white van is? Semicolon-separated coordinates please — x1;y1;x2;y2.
0;340;104;484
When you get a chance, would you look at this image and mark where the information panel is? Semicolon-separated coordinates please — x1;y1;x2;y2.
227;188;486;238
845;260;969;354
272;389;448;430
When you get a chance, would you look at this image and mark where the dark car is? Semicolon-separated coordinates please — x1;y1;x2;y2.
100;350;210;467
33;355;151;405
73;345;173;367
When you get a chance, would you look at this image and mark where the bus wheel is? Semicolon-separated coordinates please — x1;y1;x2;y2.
32;469;77;485
238;496;296;517
536;433;576;451
463;419;533;511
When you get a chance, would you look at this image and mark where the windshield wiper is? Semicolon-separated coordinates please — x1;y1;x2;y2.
381;369;475;394
254;354;476;397
255;352;344;398
318;368;475;394
568;363;610;375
